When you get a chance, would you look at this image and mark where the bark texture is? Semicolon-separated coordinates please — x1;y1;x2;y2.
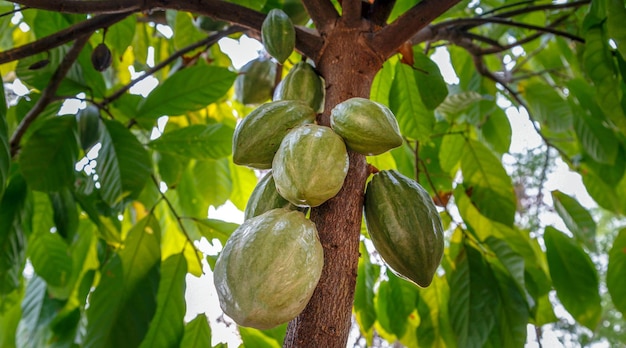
284;19;384;348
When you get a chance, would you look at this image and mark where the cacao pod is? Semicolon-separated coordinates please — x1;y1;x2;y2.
273;124;348;207
244;171;291;220
232;100;316;169
76;105;101;151
363;170;444;287
234;57;276;105
262;9;295;64
273;61;325;113
91;43;112;72
213;208;323;329
330;97;403;155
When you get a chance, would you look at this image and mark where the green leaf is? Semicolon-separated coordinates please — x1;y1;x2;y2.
180;314;212;347
370;59;395;106
491;267;529;348
173;12;205;51
449;244;500;348
551;190;597;251
521;81;572;132
136;65;237;124
436;91;484;121
389;63;435;141
479;108;511;155
607;228;626;316
439;133;464;174
239;327;281;348
607;0;626;59
194;218;238;245
105;14;136;55
416;276;455;348
97;120;152;206
32;10;72;38
412;49;448;110
0;286;23;348
572;106;619;164
28;232;72;288
149;124;234;160
49;187;79;241
228;161;256;211
0;174;28;295
354;242;380;332
0;81;9;201
544;226;602;330
84;215;161;348
484;237;531;308
140;253;187;348
461;139;516;226
193;158;232;208
19;115;78;192
15;275;63;348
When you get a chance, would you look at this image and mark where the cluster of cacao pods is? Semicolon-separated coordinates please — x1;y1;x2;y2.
214;8;444;331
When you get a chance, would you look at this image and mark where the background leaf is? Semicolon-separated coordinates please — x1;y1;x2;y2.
0;174;28;295
389;63;435;141
551;190;597;250
180;314;212;348
412;49;448;110
607;228;626;316
0;81;8;200
149;124;234;160
28;232;73;289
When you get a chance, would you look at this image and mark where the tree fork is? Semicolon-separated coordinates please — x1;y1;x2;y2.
284;19;384;348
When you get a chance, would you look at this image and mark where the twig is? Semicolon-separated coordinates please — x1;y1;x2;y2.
0;12;131;64
102;26;241;106
0;5;29;18
478;0;536;17
9;34;90;157
150;175;203;272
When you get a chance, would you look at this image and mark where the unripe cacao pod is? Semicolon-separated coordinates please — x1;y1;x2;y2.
76;105;101;151
273;61;325;113
232;100;316;169
364;170;444;287
273;124;348;207
262;9;295;64
244;171;291;220
330;97;403;155
213;208;323;329
91;43;112;72
234;57;276;105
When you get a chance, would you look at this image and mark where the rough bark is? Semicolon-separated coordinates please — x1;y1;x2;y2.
284;19;384;348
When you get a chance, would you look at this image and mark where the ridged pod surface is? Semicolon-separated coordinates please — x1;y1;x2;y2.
76;105;101;151
273;124;349;207
364;170;444;287
330;97;403;155
213;209;323;329
234;57;276;105
261;9;295;64
232;100;316;169
273;61;325;113
244;171;291;220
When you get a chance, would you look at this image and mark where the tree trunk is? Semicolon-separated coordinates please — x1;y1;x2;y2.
284;19;384;348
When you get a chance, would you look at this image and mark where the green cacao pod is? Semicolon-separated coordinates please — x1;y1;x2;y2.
330;97;403;155
273;61;325;113
232;100;316;169
244;171;291;220
235;57;277;105
273;124;349;207
364;170;444;287
213;208;323;329
262;9;295;64
76;105;101;151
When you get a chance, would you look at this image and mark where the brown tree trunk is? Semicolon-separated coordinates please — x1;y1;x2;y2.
284;19;384;348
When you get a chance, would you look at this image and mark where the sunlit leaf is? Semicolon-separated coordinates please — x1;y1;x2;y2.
239;326;282;348
149;123;234;160
416;275;455;348
194;218;238;245
0;286;22;348
439;133;464;174
105;14;136;55
19;115;78;192
607;228;626;316
173;12;205;51
544;226;602;330
228;161;256;211
193;158;232;208
180;314;212;347
551;190;597;251
136;65;236;124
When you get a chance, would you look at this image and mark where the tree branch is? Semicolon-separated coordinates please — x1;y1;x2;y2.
9;34;91;157
369;0;461;59
0;12;131;64
301;0;340;33
366;0;396;26
341;0;362;26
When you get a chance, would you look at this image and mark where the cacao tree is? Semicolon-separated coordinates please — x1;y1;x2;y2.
1;0;626;347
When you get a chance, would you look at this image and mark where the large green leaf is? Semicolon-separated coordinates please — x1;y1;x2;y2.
490;267;529;348
49;187;79;241
136;65;237;123
239;327;282;348
521;81;572;132
180;314;212;347
572;105;619;164
149;124;234;160
544;226;602;330
140;253;187;348
19;115;78;192
370;59;395;106
389;63;435;141
436;91;484;121
194;218;238;246
96;120;152;207
0;81;8;201
354;242;380;332
461;139;516;226
551;190;597;251
607;0;626;59
173;11;205;51
0;286;22;348
15;275;64;348
412;49;448;110
439;133;464;174
228;161;256;211
105;14;136;55
416;276;455;348
193;158;232;208
84;215;161;348
449;244;500;348
28;232;73;289
0;174;28;295
484;237;532;309
375;270;418;339
479;108;511;155
607;228;626;316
